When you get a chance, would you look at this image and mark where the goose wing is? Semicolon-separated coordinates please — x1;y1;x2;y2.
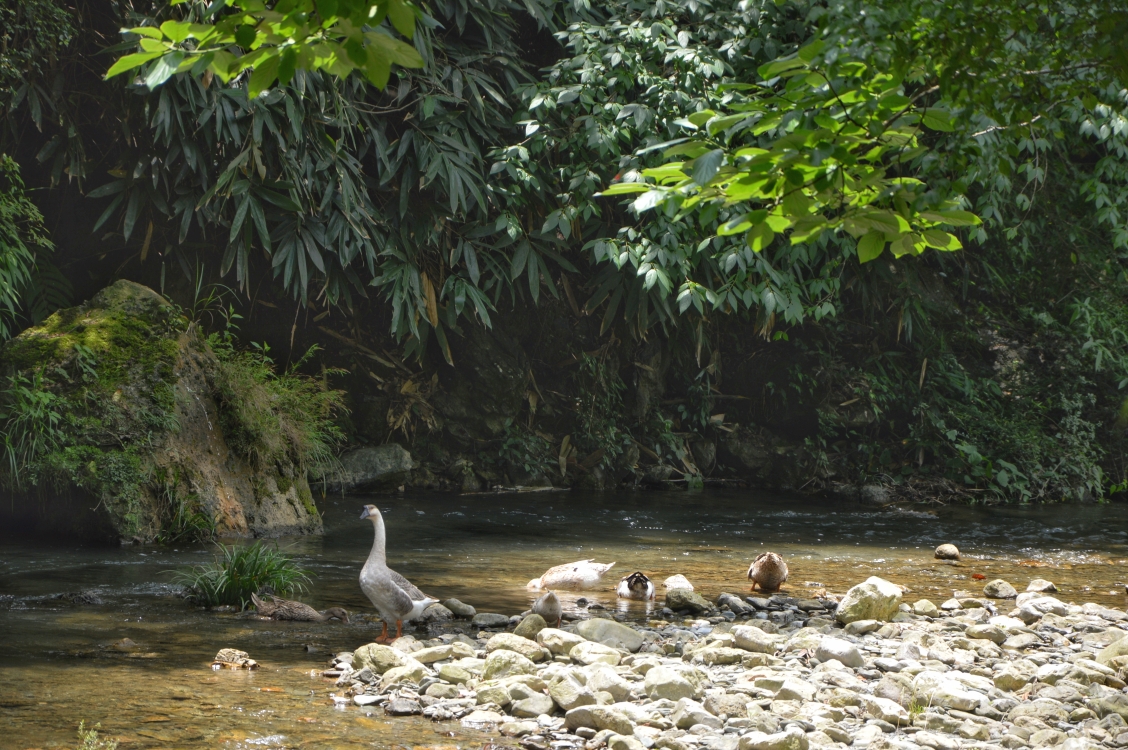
387;567;429;601
360;568;415;619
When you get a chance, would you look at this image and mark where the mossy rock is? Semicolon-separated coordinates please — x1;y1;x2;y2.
0;280;323;542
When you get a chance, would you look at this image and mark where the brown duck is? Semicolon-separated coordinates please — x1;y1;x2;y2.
251;593;350;622
747;551;789;593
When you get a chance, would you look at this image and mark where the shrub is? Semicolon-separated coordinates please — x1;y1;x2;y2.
174;540;310;609
76;721;116;750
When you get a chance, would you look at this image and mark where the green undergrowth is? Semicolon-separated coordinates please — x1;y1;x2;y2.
173;540;311;609
76;721;117;750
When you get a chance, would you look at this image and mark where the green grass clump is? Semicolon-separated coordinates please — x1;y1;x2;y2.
76;721;117;750
174;540;311;609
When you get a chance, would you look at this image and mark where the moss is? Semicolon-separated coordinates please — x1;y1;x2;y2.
275;474;293;494
296;479;317;517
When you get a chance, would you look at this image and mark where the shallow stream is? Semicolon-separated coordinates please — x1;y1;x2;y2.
2;490;1127;749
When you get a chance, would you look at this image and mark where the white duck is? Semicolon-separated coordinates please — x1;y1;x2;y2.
526;559;616;591
616;571;656;600
532;591;563;627
359;504;438;641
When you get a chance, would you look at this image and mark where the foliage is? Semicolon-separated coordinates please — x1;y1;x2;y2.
75;721;117;750
209;337;347;475
0;369;64;487
571;354;630;470
0;155;53;340
107;0;424;96
173;540;311;609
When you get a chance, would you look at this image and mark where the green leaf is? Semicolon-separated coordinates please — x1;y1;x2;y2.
857;231;885;263
248;54;281;98
598;182;651;195
144;52;184;89
387;0;416;39
367;32;424;68
921;107;954;132
159;20;192;42
922;229;962;251
690;149;724;186
105;51;164;79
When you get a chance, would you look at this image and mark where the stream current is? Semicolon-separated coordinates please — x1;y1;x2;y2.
2;490;1127;749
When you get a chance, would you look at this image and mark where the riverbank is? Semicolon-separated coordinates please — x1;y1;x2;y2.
323;577;1128;750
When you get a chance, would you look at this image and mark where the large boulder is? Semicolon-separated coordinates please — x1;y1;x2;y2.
644;666;696;701
835;576;903;624
666;588;714;614
486;633;548;662
0;280;324;542
482;650;537;679
322;444;413;492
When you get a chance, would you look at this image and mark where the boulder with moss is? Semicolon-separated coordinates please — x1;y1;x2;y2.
0;280;341;542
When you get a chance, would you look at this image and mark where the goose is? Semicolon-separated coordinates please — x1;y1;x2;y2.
616;571;656;600
526;559;616;591
532;591;563;627
747;551;789;593
359;504;438;641
251;593;350;622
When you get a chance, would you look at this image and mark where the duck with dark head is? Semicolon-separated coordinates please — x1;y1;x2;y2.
358;504;438;642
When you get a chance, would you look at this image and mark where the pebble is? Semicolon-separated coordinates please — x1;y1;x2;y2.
325;578;1128;750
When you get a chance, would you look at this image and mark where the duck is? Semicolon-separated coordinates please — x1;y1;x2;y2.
747;551;789;593
359;504;439;641
532;591;563;627
250;593;350;622
663;574;694;592
616;571;656;600
526;559;616;591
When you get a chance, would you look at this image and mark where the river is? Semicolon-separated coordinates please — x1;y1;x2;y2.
1;490;1127;748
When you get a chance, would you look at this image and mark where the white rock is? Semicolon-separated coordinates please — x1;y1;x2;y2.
815;636;864;668
835;576;903;624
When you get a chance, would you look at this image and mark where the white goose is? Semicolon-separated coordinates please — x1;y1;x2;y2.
359;504;438;641
526;559;616;591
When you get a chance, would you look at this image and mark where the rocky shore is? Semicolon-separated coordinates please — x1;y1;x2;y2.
320;577;1128;750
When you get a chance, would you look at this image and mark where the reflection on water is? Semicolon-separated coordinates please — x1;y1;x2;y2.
1;489;1127;748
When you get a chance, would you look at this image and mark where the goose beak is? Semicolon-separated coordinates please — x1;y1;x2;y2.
359;507;370;520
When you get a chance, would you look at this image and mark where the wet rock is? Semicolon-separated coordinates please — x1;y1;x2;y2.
213;648;258;669
385;698;422;716
983;579;1018;598
511;693;555;718
575;619;645;652
538;628;586;656
487;633;548;662
353;694;380;706
324;444;414;492
472;612;511;628
513;614;547;640
443;598;476;617
483;649;537;679
353;643;407;674
499;720;539;737
912;599;939;617
421;603;454;622
935;544;961;560
835;576;903;623
644;666;696;701
1027;578;1057;593
664;575;694;591
666;589;713;614
571;641;622;666
381;660;426;688
815;636;863;668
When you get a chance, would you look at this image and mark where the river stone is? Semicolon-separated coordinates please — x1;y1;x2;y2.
575;618;645;652
1098;634;1128;666
483;649;536;679
487;632;548;662
325;444;414;492
426;682;460;699
473;612;511;628
1008;698;1070;724
550;674;597;710
913;671;982;711
476;684;512;707
665;574;694;591
353;643;406;674
539;628;586;655
353;693;380;706
666;589;713;614
965;624;1006;644
737;726;808;750
1090;683;1128;720
671;697;722;729
412;645;455;663
844;619;882;635
461;709;506;728
774;678;815;702
644;666;696;701
382;660;426;688
934;544;960;560
983;579;1018;598
815;636;864;668
438;664;472;683
443;598;476;617
695;646;747;665
499;720;539;737
1027;578;1057;593
912;599;939;617
571;641;622;666
564;705;636;735
704;691;752;719
385;698;422;716
835;576;903;624
608;735;646;750
585;664;633;702
511;693;555;718
732;625;782;653
993;666;1032;691
513;614;547;640
862;695;910;724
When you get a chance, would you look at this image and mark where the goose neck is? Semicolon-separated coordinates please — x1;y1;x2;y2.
368;511;388;564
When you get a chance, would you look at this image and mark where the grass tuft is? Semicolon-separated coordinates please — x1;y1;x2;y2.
173;540;311;610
